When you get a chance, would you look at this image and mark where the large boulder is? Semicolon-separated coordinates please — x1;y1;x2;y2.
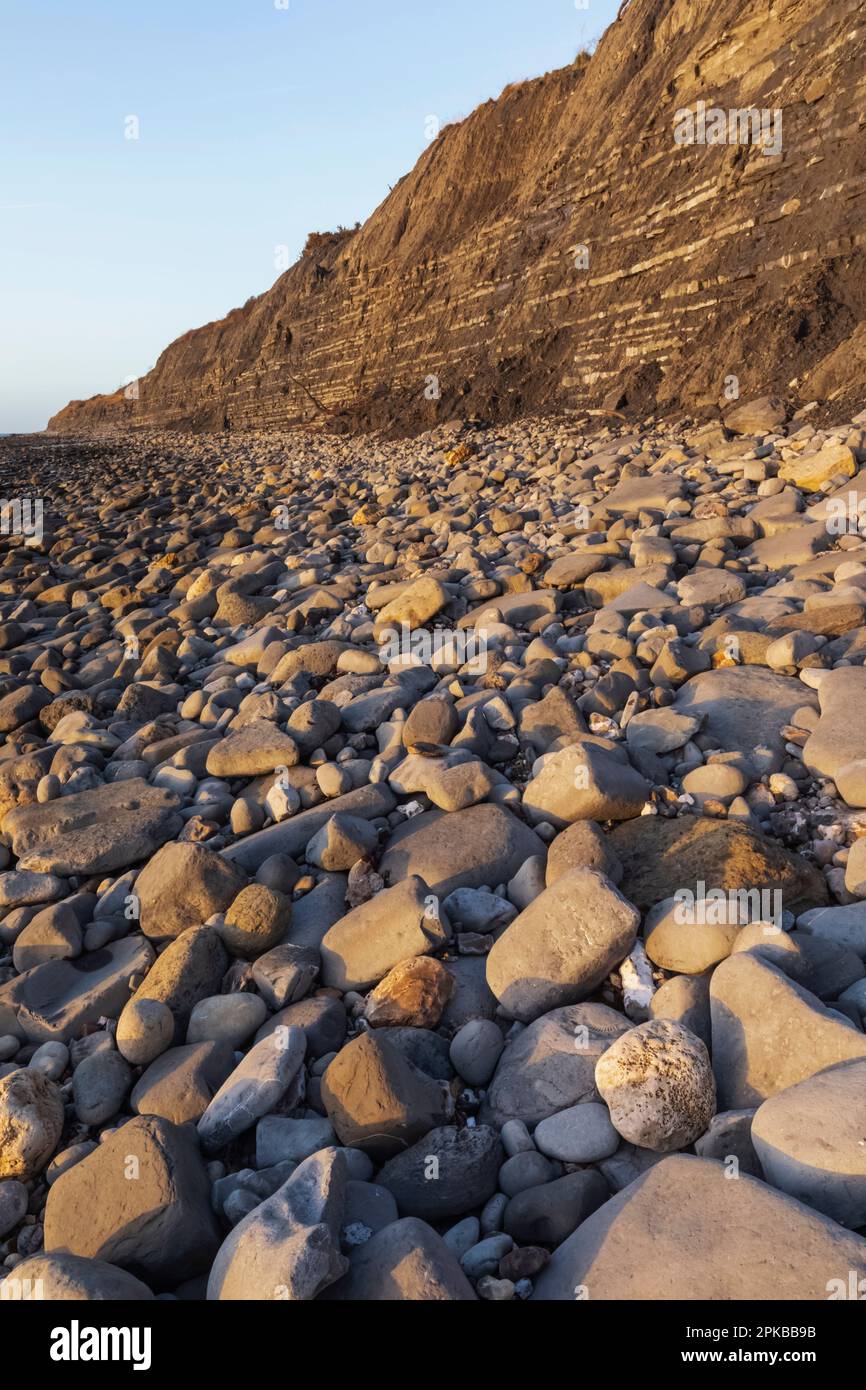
3;779;183;876
522;743;649;829
135;842;247;944
44;1116;221;1287
378;804;545;898
207;1148;348;1301
751;1059;866;1227
545;821;623;888
601;474;686;515
803;667;866;791
320;1032;452;1160
372;576;449;636
673;668;817;767
710;953;866;1108
0;935;155;1044
608;815;828;915
531;1154;866;1299
486;869;638;1023
519;686;587;755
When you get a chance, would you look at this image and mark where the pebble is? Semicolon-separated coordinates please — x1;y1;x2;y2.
0;1180;28;1238
116;998;176;1065
449;1018;505;1085
72;1050;133;1126
533;1102;620;1164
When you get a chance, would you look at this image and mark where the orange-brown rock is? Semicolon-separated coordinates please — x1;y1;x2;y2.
364;956;455;1030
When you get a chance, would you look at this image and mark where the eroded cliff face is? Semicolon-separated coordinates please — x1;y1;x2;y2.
49;0;866;436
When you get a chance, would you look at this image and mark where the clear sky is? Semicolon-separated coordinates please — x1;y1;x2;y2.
0;0;618;433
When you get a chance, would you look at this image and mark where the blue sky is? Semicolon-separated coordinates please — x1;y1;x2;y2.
0;0;617;433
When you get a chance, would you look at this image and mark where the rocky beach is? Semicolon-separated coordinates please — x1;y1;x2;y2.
3;400;866;1303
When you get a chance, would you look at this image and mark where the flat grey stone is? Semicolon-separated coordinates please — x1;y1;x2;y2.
222;785;396;873
0;935;155;1044
675;667;818;767
197;1027;307;1153
4;779;183;876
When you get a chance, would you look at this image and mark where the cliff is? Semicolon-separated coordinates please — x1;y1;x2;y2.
49;0;866;435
